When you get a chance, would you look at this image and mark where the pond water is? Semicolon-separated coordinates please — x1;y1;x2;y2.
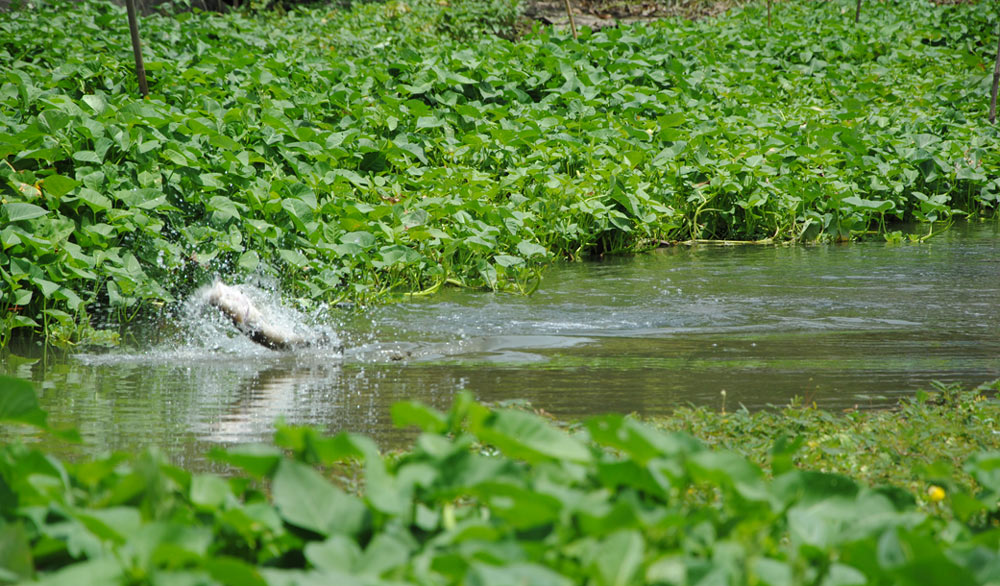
3;224;999;465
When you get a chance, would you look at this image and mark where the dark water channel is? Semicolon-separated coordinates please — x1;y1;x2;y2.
3;224;999;465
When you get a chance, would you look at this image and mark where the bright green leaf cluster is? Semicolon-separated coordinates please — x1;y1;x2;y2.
3;376;1000;584
1;0;998;346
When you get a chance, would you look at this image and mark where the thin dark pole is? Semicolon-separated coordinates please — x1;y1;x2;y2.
854;0;862;23
767;0;771;27
562;0;577;39
126;0;149;97
990;28;1000;124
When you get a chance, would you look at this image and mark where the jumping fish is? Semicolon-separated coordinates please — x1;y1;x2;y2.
203;281;308;350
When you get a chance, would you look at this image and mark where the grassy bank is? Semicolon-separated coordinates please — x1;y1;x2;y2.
2;375;1000;584
2;0;999;346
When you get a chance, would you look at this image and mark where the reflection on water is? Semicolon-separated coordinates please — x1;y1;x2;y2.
3;224;999;464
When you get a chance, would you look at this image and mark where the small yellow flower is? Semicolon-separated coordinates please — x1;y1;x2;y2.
927;485;946;502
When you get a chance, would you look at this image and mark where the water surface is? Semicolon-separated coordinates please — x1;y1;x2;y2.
3;224;999;465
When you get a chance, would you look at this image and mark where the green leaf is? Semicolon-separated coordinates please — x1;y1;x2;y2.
208;196;240;220
73;507;142;545
42;175;80;198
260;568;365;586
190;474;232;510
473;481;563;528
161;149;188;166
391;401;448;433
593;530;645;586
659;112;686;128
325;169;368;188
842;196;893;212
466;562;573;586
277;249;309;269
76;188;112;212
688;450;767;502
10;289;32;306
651;142;685;167
282;198;314;227
27;558;122;585
72;150;102;164
38;110;71;133
770;435;804;476
237;251;260;272
0;523;33;583
208;444;282;478
965;451;1000;496
472;409;592;464
340;231;376;248
124;521;213;570
3;203;47;222
0;375;48;429
1;227;22;250
205;557;268;586
772;470;859;508
494;254;523;267
587;415;702;464
272;459;367;537
35;279;60;299
209;134;242;151
788;505;833;548
516;241;548;258
81;94;108;115
304;535;361;573
358;532;413;577
416;116;445;129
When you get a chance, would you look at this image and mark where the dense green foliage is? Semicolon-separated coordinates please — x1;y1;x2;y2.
1;0;999;345
668;382;1000;502
3;375;1000;584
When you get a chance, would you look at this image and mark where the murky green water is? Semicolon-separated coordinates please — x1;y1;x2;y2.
3;224;999;465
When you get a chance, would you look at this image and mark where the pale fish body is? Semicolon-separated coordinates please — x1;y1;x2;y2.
203;281;306;350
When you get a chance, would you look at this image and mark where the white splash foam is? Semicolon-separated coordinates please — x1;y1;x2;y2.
75;280;342;366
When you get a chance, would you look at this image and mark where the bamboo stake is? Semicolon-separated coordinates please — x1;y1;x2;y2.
767;0;771;27
854;0;862;23
125;0;149;97
990;27;1000;124
562;0;578;39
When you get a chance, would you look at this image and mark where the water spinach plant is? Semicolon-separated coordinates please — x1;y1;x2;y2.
2;375;1000;584
1;0;999;345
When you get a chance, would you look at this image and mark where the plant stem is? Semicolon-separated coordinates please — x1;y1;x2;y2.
854;0;862;23
767;0;771;27
562;0;578;39
990;27;1000;124
126;0;149;98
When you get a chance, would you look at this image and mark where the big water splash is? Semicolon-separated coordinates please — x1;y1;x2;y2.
64;282;348;447
78;280;341;363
